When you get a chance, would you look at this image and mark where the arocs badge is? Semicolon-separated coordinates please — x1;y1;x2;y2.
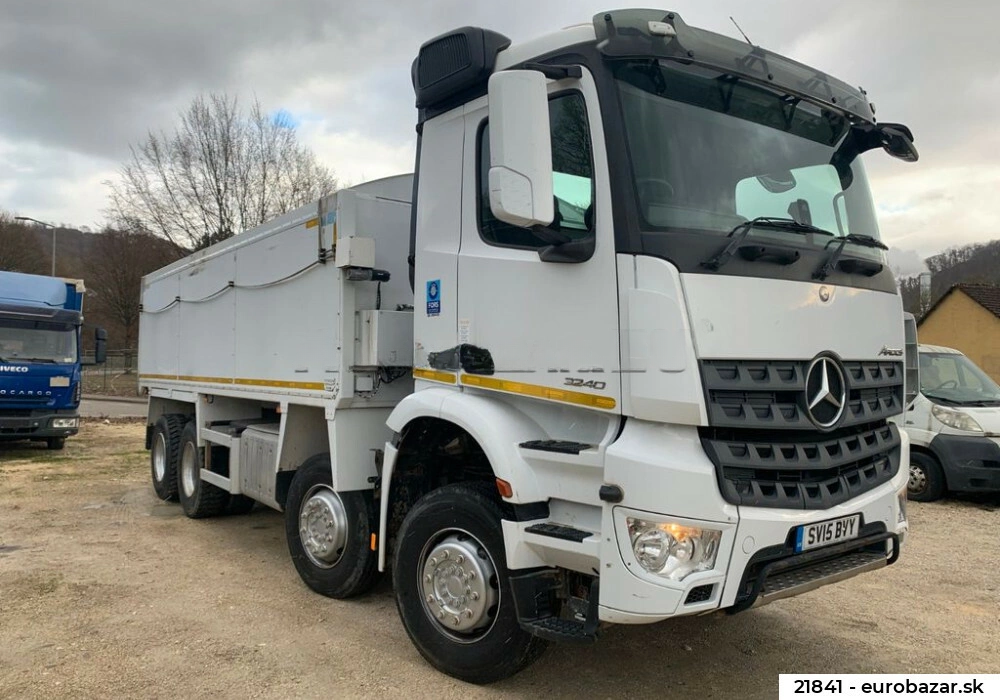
426;279;441;317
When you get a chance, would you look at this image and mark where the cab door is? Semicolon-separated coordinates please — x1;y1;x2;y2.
455;68;621;415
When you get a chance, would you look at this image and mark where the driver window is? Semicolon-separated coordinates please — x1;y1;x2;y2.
478;92;594;249
735;164;844;234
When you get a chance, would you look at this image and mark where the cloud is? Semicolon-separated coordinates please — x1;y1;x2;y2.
1;0;998;261
0;138;117;227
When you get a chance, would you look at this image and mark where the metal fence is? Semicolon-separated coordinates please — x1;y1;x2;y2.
81;349;140;396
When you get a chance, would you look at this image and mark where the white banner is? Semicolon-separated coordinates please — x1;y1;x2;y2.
779;674;994;699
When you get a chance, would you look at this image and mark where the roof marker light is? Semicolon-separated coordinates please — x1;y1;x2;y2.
648;21;676;38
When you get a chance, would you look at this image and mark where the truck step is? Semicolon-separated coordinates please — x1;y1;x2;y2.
509;570;601;644
524;522;593;543
519;439;595;454
521;615;598;643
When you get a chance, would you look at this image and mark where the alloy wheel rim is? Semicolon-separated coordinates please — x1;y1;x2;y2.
180;442;197;497
908;463;927;494
299;485;348;568
152;433;167;482
418;529;500;643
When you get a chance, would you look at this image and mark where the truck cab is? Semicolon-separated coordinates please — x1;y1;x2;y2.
897;344;1000;500
0;271;106;450
387;9;917;680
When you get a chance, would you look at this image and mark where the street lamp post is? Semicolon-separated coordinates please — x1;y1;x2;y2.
13;216;57;276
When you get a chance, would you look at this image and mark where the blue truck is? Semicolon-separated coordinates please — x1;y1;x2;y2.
0;271;106;450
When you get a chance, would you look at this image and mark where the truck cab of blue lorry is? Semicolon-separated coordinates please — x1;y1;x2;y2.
0;271;106;450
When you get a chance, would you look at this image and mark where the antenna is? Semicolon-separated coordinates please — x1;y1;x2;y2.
730;16;753;45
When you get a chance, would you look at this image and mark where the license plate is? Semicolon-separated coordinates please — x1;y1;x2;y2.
795;514;861;553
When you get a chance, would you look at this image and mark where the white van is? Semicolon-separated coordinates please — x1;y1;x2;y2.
897;344;1000;500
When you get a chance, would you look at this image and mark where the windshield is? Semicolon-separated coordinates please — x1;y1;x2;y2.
920;352;1000;406
615;60;882;249
0;320;78;364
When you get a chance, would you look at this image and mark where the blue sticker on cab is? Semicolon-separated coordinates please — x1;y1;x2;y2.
426;279;441;317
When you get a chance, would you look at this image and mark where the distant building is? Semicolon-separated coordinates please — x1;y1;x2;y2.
918;284;1000;381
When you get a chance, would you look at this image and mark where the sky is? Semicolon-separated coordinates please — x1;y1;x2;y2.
1;0;997;268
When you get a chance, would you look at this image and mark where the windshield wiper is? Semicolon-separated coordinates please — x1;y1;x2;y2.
813;233;888;280
701;217;834;270
923;393;963;405
13;357;58;364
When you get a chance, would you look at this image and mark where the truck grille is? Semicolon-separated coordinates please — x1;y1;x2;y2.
701;424;900;509
701;359;903;430
699;359;904;509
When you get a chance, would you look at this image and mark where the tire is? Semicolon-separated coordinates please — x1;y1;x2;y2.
150;414;184;501
908;451;946;502
46;437;66;450
393;483;547;684
284;454;380;598
227;494;256;515
177;422;229;518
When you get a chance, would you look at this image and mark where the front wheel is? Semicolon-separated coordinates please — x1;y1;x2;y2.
393;483;547;684
908;452;946;502
284;454;380;598
46;437;66;450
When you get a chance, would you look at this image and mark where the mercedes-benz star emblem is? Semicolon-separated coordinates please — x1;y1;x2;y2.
804;355;847;429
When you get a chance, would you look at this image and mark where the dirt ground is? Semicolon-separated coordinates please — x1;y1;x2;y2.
1;422;999;699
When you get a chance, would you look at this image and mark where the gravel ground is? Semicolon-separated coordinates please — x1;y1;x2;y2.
1;422;999;699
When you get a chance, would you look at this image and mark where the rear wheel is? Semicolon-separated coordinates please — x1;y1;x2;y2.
150;414;185;501
177;422;228;518
908;451;945;502
393;483;547;684
284;454;380;598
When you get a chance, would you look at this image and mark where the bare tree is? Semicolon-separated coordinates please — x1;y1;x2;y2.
0;211;47;274
87;226;182;348
107;94;337;250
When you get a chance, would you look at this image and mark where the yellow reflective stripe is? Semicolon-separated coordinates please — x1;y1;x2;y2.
412;368;457;384
460;374;616;410
233;378;325;390
305;217;320;229
139;374;325;391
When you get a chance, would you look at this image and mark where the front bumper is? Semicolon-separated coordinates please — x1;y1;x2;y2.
0;410;80;440
598;454;909;624
930;434;1000;492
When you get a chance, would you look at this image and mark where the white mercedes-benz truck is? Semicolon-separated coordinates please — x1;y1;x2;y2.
139;10;918;683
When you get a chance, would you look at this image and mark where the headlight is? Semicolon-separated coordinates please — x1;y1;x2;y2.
626;518;721;581
51;417;79;428
931;404;983;432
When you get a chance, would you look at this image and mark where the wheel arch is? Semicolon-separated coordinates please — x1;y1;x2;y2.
386;388;546;499
378;389;549;571
145;396;195;449
911;442;951;487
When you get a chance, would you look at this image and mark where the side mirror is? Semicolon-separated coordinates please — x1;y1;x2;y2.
487;70;553;228
756;170;796;194
878;123;918;163
94;327;108;365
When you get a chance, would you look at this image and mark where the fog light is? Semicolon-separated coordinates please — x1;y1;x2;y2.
626;518;721;581
51;417;79;429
